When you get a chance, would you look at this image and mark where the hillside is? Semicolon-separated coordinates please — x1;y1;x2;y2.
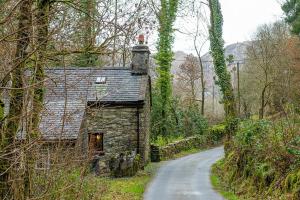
172;41;250;93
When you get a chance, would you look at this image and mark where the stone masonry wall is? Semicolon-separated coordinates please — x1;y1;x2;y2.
86;106;138;162
84;102;150;173
138;82;151;163
151;134;224;162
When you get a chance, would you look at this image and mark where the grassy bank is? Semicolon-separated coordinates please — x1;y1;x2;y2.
95;163;161;200
213;118;300;200
211;160;241;200
47;162;161;200
99;145;223;199
52;123;227;200
87;147;216;199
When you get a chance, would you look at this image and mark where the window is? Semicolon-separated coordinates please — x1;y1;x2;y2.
89;133;104;154
36;147;51;171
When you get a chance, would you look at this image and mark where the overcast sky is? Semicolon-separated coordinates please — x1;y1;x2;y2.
172;0;284;55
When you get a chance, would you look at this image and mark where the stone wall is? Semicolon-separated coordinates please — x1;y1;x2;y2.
85;106;138;165
83;99;150;174
138;81;151;163
151;135;223;162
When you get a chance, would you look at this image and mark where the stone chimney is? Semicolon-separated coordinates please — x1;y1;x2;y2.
131;35;150;75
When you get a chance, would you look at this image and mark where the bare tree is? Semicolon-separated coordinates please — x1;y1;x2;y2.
1;1;33;199
0;0;156;199
192;7;209;115
242;22;300;119
177;54;202;107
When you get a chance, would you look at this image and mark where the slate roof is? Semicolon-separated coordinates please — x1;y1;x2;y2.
32;67;149;140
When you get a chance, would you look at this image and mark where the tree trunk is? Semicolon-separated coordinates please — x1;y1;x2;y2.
32;0;50;134
196;53;205;115
259;86;267;119
73;0;96;67
157;0;179;135
193;11;205;115
191;77;195;105
200;65;205;115
208;0;236;119
112;0;117;67
0;0;32;199
0;100;4;130
84;0;95;65
23;1;51;198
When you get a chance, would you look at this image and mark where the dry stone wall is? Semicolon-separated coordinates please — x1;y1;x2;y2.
151;133;224;162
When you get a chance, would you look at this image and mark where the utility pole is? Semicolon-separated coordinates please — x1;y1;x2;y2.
237;62;241;116
213;76;216;116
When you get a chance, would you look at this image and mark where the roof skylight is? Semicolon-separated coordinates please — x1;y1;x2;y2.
95;77;106;84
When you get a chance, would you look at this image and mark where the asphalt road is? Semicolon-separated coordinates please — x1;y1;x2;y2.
144;146;225;200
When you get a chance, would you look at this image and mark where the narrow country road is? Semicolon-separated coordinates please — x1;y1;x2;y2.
144;146;224;200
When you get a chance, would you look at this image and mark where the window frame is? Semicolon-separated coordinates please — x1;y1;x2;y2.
88;133;104;155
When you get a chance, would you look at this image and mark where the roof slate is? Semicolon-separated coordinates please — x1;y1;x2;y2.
37;67;149;140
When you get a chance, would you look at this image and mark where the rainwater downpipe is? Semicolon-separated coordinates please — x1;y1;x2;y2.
136;107;140;154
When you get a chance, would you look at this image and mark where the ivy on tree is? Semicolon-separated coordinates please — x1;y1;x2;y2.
73;0;98;67
282;0;300;35
208;0;238;152
156;0;179;135
208;0;236;119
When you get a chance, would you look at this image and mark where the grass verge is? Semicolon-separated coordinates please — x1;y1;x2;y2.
97;147;211;199
210;159;241;200
90;162;161;200
77;146;222;200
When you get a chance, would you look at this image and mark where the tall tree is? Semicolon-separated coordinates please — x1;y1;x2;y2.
156;0;179;134
193;8;208;115
31;0;51;134
208;0;236;119
241;22;300;118
1;1;33;198
73;0;97;66
282;0;300;35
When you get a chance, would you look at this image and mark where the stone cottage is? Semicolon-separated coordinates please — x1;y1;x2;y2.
10;41;152;170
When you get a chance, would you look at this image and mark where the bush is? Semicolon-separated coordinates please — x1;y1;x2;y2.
152;135;184;147
182;106;208;136
284;169;300;198
235;120;270;146
208;124;226;143
151;90;208;140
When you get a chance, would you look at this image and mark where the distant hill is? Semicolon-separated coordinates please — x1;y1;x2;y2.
172;51;188;75
172;41;251;91
201;41;250;68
